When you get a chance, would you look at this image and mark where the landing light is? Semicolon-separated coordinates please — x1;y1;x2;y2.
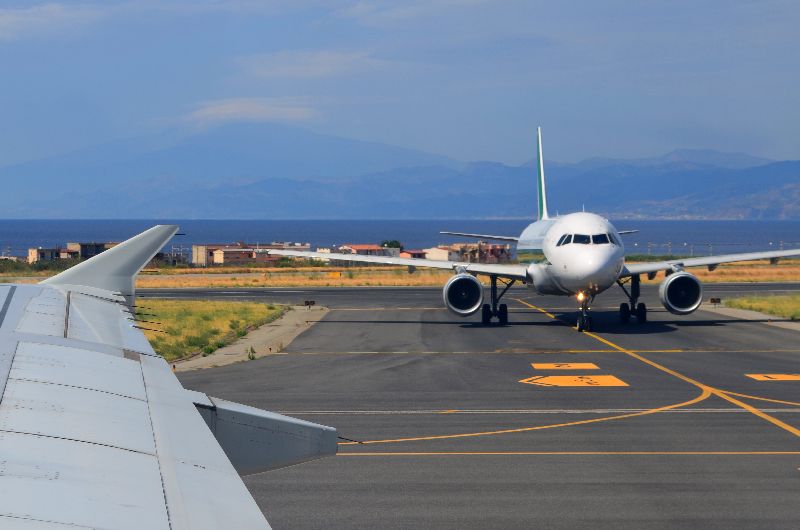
576;292;586;302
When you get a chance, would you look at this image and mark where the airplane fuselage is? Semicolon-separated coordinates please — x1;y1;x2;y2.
519;212;625;297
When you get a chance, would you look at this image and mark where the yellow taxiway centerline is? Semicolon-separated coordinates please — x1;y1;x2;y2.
513;298;800;439
337;387;711;445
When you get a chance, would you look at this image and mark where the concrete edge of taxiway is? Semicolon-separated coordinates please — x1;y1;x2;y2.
701;304;800;333
173;305;330;372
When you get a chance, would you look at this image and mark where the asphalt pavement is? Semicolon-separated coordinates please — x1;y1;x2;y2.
167;284;800;529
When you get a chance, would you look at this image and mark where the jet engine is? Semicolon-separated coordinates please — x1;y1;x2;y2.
443;273;484;316
658;271;703;315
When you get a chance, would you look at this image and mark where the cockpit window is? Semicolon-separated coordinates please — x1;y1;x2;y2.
608;233;620;246
592;234;610;245
556;234;570;246
573;234;590;244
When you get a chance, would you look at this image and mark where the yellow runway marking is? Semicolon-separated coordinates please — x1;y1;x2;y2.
338;451;800;456
337;387;710;445
715;390;800;408
531;362;600;370
746;374;800;381
519;375;629;387
514;299;800;439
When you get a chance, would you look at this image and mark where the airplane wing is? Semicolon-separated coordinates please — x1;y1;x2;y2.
439;231;520;242
622;248;800;277
265;249;530;281
1;226;336;529
617;230;639;235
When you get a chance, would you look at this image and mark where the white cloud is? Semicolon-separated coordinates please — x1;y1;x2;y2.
182;97;317;126
0;3;102;41
240;50;379;79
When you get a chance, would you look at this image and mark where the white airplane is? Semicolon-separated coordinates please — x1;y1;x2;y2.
0;226;336;529
267;128;800;332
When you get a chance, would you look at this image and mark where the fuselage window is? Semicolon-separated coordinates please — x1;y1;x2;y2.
592;234;610;245
573;234;590;244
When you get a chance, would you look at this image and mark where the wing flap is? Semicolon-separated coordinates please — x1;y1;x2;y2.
192;393;338;475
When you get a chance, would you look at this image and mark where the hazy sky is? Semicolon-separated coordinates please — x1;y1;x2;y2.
1;0;798;166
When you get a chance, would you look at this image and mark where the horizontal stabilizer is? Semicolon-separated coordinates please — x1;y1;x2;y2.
440;231;519;242
42;225;179;299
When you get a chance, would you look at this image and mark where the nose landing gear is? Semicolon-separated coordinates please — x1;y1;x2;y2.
576;292;593;332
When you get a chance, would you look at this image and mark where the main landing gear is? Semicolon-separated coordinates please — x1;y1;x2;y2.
576;292;593;332
617;274;647;324
481;275;515;325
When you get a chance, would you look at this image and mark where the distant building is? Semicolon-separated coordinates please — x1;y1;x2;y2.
399;249;427;259
211;248;281;266
28;241;117;264
66;242;117;260
422;247;461;261
192;242;311;266
28;248;61;264
424;242;512;263
339;244;400;257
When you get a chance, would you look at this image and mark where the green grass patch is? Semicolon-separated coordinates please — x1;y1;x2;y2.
725;294;800;321
141;299;287;362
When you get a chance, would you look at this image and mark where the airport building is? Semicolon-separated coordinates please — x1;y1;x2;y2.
27;241;118;264
423;242;512;263
399;249;427;259
191;242;311;266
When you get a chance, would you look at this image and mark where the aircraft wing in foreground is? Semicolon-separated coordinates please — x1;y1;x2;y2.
0;225;336;529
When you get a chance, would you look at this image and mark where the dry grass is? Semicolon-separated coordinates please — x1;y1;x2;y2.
140;299;286;362
135;260;800;288
725;294;800;320
5;259;799;288
135;267;457;288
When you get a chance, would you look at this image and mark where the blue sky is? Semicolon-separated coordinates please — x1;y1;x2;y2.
0;0;798;166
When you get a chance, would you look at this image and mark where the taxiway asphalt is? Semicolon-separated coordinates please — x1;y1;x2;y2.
165;284;800;529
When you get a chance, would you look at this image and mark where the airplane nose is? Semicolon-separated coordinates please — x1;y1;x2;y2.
564;247;620;290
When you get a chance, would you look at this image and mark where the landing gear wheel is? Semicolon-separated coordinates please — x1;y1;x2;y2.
636;302;647;323
481;304;492;325
498;304;508;325
619;303;630;323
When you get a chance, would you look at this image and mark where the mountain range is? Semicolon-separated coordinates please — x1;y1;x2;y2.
1;122;797;219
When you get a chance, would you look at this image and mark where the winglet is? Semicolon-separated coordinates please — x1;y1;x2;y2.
536;127;550;220
42;225;179;301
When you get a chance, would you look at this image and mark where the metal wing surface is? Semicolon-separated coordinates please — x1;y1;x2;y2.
265;249;530;281
438;231;520;242
622;248;800;277
0;226;337;529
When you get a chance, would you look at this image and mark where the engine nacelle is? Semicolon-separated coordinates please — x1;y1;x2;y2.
443;273;484;316
658;271;703;315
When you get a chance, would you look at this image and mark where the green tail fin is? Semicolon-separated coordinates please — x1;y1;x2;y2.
536;126;550;220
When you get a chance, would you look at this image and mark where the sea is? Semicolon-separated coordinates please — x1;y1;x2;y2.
1;219;798;258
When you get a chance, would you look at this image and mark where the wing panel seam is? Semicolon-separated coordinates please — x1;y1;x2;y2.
0;428;157;456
